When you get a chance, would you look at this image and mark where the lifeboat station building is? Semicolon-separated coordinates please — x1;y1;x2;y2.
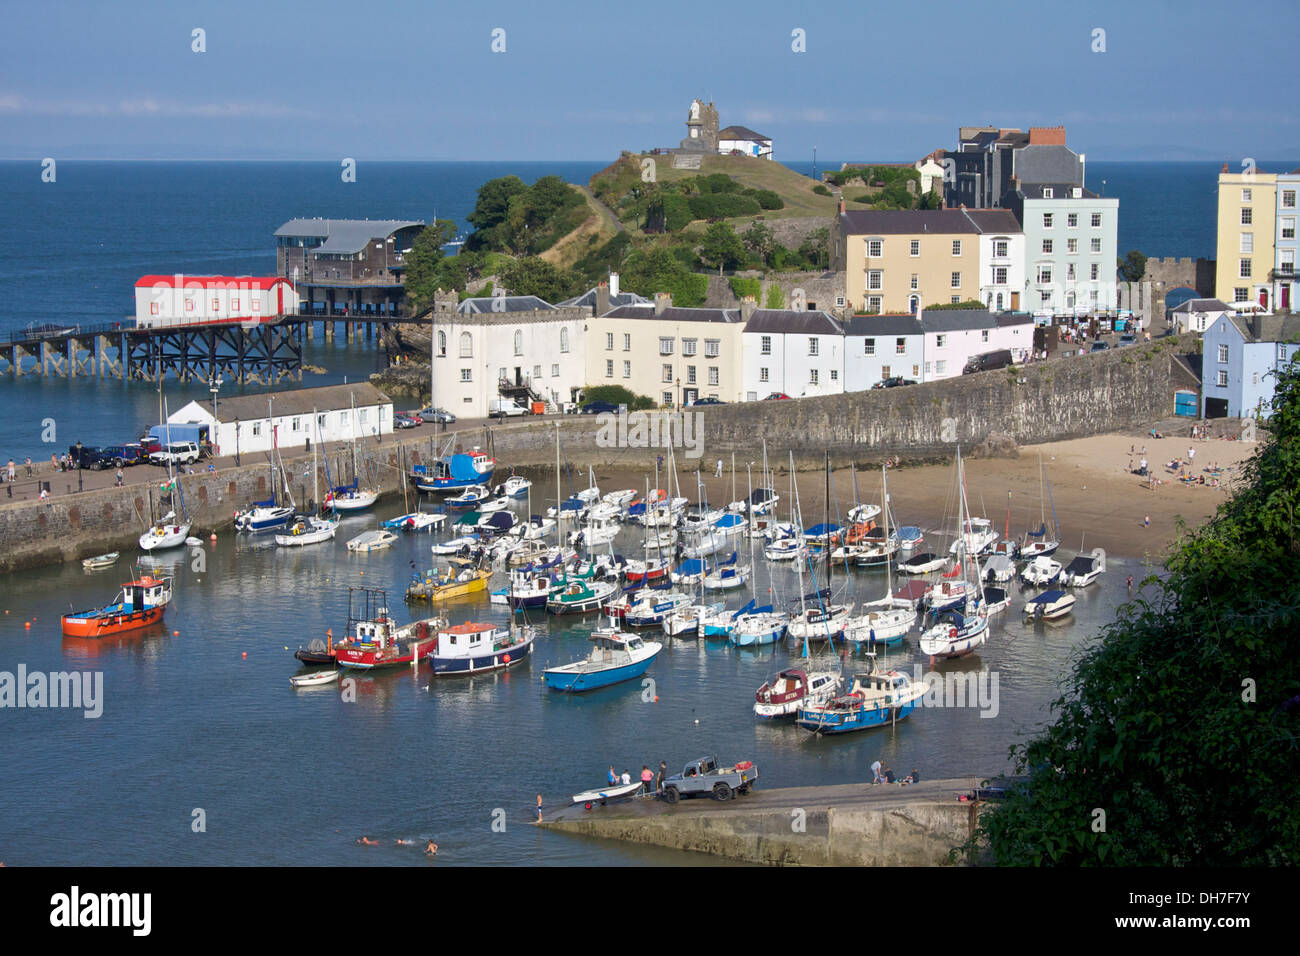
275;218;425;317
134;275;298;329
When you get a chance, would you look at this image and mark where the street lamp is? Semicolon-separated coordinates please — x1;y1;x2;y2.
75;440;83;493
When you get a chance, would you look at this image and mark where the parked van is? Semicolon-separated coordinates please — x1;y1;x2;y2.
488;399;529;419
962;349;1014;375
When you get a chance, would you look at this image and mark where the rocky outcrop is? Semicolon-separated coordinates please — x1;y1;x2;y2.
369;361;430;399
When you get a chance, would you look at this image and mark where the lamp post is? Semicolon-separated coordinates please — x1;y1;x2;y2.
209;374;223;456
75;440;83;493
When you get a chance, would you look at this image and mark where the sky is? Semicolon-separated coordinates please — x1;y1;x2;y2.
2;0;1297;163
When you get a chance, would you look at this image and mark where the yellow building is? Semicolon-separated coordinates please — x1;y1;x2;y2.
1215;168;1277;309
585;295;746;406
832;208;1023;314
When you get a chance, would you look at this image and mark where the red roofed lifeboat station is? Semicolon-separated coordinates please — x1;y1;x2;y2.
134;275;298;329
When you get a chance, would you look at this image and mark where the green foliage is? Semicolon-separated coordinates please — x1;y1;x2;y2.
1118;249;1148;282
697;173;742;194
688;192;761;220
582;384;655;411
729;277;762;300
619;247;709;307
401;219;460;312
924;300;986;310
466;174;586;255
798;227;831;270
741;221;777;268
697;223;746;274
572;233;632;286
748;189;784;210
500;257;581;303
828;165;922;208
963;354;1300;866
812;184;832;197
465;176;528;250
764;284;785;309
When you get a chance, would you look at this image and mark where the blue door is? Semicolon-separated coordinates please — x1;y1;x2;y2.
1174;390;1197;417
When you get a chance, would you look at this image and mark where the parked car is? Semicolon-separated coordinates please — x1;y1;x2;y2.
873;376;919;388
102;443;149;467
419;407;456;424
763;392;792;401
393;413;417;429
1118;334;1137;347
661;755;759;803
149;441;201;466
67;444;114;471
687;397;726;406
1089;341;1110;352
580;400;621;415
961;349;1014;375
488;399;529;419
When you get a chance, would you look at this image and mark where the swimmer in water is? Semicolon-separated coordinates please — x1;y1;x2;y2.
396;839;414;846
356;836;380;846
424;840;438;855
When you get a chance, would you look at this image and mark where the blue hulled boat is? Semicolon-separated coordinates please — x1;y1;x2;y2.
409;451;496;494
795;670;924;733
543;630;662;692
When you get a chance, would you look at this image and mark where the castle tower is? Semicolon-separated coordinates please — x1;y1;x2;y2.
680;99;719;152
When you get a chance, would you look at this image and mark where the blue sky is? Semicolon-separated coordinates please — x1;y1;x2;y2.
2;0;1297;162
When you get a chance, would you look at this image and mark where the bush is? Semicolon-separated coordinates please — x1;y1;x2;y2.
764;284;785;309
812;184;832;197
923;300;986;311
729;277;761;300
748;189;784;210
688;193;761;220
696;173;742;194
583;384;655;410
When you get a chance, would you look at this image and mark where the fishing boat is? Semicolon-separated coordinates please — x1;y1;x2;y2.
333;589;445;670
1061;548;1106;587
82;552;120;570
624;556;670;585
409;442;496;494
346;529;398;553
429;620;535;676
546;578;618;615
493;475;532;499
899;552;946;575
290;669;339;687
569;513;620;548
1023;588;1077;620
406;559;492;601
61;574;172;638
754;668;841;718
918;448;991;659
543;630;662;692
503;569;557;610
795;670;924;733
571;779;644;804
1021;555;1063;586
275;514;339;547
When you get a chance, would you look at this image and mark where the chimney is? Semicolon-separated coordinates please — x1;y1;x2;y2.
740;295;757;322
1221;162;1229;174
654;292;671;316
609;271;620;298
1251;313;1263;340
839;197;846;215
595;281;610;317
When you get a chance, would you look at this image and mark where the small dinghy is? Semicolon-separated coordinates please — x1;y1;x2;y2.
82;552;120;570
347;529;398;553
184;537;202;547
290;669;340;687
571;779;645;804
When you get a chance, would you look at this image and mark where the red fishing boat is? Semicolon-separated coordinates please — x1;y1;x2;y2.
332;588;446;671
62;575;173;638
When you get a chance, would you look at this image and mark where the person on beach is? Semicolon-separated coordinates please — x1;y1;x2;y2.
536;793;544;823
24;457;31;477
1126;575;1133;591
1144;515;1150;528
115;468;124;487
870;759;883;784
620;769;632;786
6;461;13;482
608;765;617;785
715;459;723;478
640;765;653;794
657;761;667;793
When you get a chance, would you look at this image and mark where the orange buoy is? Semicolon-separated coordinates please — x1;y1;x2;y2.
210;533;217;541
25;621;31;629
173;630;179;636
241;652;247;659
653;695;659;703
503;653;511;663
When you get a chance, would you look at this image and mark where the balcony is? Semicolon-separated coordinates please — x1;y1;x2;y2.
1269;266;1297;281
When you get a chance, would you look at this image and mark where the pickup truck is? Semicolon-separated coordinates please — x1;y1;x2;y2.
661;755;758;803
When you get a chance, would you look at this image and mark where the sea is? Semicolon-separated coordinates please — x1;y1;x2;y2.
0;159;1275;866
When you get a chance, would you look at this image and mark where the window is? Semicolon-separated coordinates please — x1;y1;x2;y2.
936;359;947;374
1067;213;1078;228
867;270;883;291
358;409;368;424
952;240;962;256
663;392;672;406
835;296;845;307
231;298;240;311
659;337;674;355
1091;213;1102;227
760;335;772;355
880;365;891;379
996;293;1003;310
704;339;720;358
1042;239;1053;254
981;329;989;343
1241;207;1253;225
605;332;614;350
1285;190;1297;209
1038;266;1053;284
1234;287;1249;302
560;328;569;353
1090;238;1102;253
1090;263;1100;280
923;361;932;376
686;365;696;385
1240;259;1252;278
896;337;906;354
759;367;769;382
623;361;630;378
1240;232;1254;253
910;274;918;290
1242;188;1252;203
662;364;673;383
437;331;447;356
291;416;301;432
1042;213;1053;229
951;296;961;304
1217;370;1229;387
1043;187;1054;199
1282;250;1295;272
936;334;947;348
808;337;819;356
830;369;838;381
951;271;961;288
211;298;219;311
1067;263;1076;280
552;363;560;377
809;369;819;385
317;414;326;428
1218;344;1229;363
912;365;919;377
533;364;541;380
867;296;882;313
252;422;261;437
708;367;719;386
1283;218;1296;239
460;368;472;382
150;302;159;315
863;338;876;355
909;240;920;257
683;338;698;357
1067;238;1078;253
514;330;524;355
868;239;883;257
458;332;472;358
993;266;1007;285
993;239;1008;257
623;334;631;351
1040;290;1052;303
1280;344;1289;361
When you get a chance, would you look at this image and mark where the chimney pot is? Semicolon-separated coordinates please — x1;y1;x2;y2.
654;292;671;316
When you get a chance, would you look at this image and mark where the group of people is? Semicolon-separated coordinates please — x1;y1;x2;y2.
606;761;669;796
869;759;920;786
356;836;438;855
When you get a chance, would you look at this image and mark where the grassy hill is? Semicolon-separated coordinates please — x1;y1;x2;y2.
538;185;623;271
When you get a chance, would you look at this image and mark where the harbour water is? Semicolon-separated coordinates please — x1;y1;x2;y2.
0;494;1148;866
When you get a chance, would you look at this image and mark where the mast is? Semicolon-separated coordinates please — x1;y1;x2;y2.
312;408;319;512
554;422;561;547
791;451;808;659
824;451;832;595
883;464;893;600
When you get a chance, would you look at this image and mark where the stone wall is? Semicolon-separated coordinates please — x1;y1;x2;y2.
705;270;846;316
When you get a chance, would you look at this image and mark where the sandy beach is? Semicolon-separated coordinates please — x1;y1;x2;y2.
585;429;1261;562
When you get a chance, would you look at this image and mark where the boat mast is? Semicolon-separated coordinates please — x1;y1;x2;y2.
312;408;319;512
883;464;893;600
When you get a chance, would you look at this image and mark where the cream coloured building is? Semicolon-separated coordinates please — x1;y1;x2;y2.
1215;168;1277;309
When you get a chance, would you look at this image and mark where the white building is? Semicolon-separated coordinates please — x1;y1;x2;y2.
1169;297;1231;335
1008;184;1120;315
167;383;392;458
431;296;588;418
741;308;845;401
842;314;926;390
135;275;298;328
718;125;773;160
918;308;1033;381
976;229;1027;312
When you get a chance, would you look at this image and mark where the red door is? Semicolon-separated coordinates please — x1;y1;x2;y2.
1259;289;1269;309
1283;285;1291;310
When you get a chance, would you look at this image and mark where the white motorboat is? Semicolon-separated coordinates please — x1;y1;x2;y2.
431;534;480;555
899;552;946;575
477;495;511;514
82;552;120;570
1023;588;1076;620
844;600;914;645
1060;548;1106;587
447;484;492;508
754;668;841;719
786;603;850;643
571;779;645;804
139;511;191;552
512;516;556;540
276;514;339;547
1021;555;1063;586
682;529;729;559
347;529;398;553
847;503;881;524
948;516;998;556
982;553;1017;583
602;488;636;510
493;476;532;499
764;536;807;562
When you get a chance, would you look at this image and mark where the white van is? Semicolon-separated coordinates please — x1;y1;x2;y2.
488;399;529;420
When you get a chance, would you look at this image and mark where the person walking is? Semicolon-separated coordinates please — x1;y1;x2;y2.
115;468;124;487
24;457;31;477
656;761;667;793
535;794;543;824
715;459;723;478
1144;514;1150;528
6;460;13;483
870;759;883;784
1188;446;1195;465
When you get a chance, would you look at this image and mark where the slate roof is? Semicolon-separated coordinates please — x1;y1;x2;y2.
843;314;924;336
742;310;843;335
919;309;997;332
557;288;649;309
995;312;1035;328
839;208;1021;235
178;383;391;424
1171;298;1229;313
457;295;556;314
1227;314;1300;343
718;125;771;142
601;305;741;324
1017;183;1100;200
274;219;424;255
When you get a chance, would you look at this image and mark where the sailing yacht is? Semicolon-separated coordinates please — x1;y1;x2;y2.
844;466;915;647
139;404;192;551
919;448;990;659
1021;455;1062;558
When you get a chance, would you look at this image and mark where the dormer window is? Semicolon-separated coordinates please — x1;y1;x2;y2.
1043;187;1054;199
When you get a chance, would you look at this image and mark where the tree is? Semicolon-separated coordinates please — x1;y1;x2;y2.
501;257;579;304
401;219;459;312
798;227;830;271
741;221;776;268
582;384;655;410
698;223;746;275
962;354;1300;865
466;176;528;250
1118;249;1148;283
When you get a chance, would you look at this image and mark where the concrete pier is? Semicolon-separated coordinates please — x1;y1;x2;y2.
541;777;992;866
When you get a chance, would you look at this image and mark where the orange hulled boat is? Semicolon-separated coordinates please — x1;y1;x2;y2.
61;575;173;638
